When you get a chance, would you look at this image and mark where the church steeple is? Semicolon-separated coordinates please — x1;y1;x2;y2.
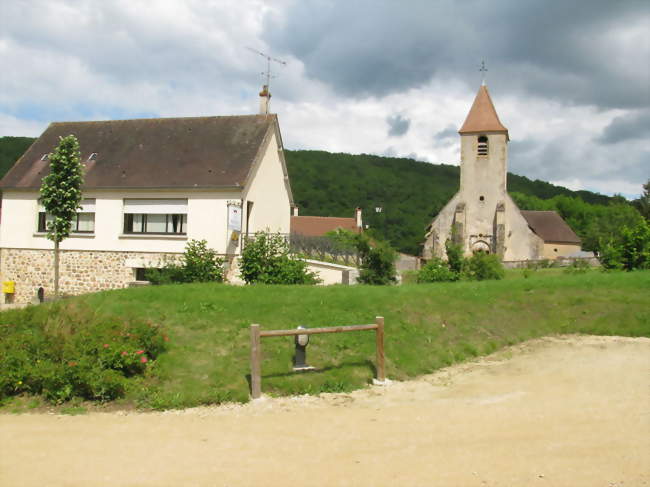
459;85;508;139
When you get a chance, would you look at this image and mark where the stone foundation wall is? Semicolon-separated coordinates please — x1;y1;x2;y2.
1;248;182;304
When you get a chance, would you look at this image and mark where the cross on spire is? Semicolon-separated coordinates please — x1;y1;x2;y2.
479;60;488;86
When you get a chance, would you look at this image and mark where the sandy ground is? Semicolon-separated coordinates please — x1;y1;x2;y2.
1;335;649;487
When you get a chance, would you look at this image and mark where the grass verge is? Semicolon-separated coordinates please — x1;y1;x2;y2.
1;270;648;410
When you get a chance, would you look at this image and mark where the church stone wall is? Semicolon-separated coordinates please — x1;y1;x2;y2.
1;248;182;304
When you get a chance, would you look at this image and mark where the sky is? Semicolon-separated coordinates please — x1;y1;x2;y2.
1;0;648;198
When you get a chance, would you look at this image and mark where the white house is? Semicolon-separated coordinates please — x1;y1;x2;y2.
0;113;293;303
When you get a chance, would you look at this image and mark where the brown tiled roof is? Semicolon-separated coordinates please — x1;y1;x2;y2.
0;115;277;189
521;210;581;244
291;216;359;237
459;85;509;137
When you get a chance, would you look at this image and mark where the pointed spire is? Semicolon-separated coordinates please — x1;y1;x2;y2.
459;85;508;138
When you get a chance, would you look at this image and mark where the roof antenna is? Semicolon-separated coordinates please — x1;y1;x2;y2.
479;59;488;86
246;47;287;114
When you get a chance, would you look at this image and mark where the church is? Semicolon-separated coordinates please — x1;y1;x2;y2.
422;83;582;262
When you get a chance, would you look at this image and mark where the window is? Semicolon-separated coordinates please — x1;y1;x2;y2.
88;153;98;161
38;199;95;233
123;199;187;235
479;195;485;202
477;135;488;156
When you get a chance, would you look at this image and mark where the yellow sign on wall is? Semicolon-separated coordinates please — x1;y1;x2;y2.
2;281;15;294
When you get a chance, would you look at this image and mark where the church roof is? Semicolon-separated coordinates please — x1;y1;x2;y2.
459;85;509;137
0;115;278;190
521;210;581;244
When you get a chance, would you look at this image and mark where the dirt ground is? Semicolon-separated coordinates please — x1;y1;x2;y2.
1;335;649;487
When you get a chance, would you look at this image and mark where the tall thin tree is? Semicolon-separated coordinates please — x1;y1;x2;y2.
39;135;84;298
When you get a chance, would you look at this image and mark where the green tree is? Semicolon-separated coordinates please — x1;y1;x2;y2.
633;180;650;222
355;233;397;285
39;135;84;298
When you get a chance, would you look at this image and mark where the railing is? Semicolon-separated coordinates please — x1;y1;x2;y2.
249;317;385;399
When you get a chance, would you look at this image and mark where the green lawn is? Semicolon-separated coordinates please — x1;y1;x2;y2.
2;270;649;411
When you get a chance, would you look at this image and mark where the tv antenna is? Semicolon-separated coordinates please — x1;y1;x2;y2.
246;47;287;92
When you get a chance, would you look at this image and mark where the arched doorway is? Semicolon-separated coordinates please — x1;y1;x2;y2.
471;240;490;254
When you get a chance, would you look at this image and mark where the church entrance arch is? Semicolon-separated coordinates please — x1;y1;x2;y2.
471;240;491;254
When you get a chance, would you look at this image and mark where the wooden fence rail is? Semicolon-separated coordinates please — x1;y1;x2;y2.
250;316;385;399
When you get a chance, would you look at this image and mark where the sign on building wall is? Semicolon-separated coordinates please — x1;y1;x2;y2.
227;202;242;232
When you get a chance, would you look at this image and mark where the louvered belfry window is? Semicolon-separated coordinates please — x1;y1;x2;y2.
477;135;488;156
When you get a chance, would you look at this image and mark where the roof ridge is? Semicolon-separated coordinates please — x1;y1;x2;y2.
50;114;276;125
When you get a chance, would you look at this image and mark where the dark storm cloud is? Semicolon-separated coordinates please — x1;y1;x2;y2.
387;114;410;136
264;0;649;109
598;110;650;144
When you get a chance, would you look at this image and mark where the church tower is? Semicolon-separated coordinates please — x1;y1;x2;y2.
454;84;509;255
423;82;573;262
423;83;546;261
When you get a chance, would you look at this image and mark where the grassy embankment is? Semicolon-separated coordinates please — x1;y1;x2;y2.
1;270;649;411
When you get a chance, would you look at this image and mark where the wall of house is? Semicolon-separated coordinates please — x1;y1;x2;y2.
0;248;182;304
242;132;291;236
0;188;241;255
542;242;582;259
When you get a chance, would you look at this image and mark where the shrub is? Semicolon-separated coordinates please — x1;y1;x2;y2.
0;305;167;403
564;259;590;274
445;239;464;275
356;234;397;285
463;252;505;281
240;231;320;284
417;258;458;283
145;239;224;284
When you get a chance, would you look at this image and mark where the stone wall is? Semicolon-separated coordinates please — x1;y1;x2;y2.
1;248;182;304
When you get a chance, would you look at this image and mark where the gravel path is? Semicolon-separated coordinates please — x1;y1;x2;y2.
1;335;649;487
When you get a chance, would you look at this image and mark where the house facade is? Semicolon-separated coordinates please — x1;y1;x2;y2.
0;114;293;303
422;84;581;261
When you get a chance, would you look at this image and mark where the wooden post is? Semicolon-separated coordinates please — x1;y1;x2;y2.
250;324;262;399
375;316;385;382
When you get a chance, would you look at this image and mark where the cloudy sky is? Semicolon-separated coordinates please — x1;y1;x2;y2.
1;0;648;197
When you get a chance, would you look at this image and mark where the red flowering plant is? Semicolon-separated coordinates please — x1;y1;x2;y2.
0;307;168;403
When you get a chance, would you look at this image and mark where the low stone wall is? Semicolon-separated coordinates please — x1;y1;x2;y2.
503;257;600;269
0;248;181;304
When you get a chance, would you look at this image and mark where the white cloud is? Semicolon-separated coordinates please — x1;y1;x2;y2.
1;0;647;199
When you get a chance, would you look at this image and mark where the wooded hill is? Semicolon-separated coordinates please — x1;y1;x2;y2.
284;150;628;254
0;137;638;255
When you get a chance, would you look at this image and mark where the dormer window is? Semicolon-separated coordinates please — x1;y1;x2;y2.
477;135;488;156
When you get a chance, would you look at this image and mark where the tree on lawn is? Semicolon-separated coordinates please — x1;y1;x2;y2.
39;135;84;298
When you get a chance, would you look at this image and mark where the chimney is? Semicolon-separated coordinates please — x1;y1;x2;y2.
355;207;363;230
292;206;299;216
259;85;271;115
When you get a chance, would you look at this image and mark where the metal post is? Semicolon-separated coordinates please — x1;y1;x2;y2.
250;324;262;399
